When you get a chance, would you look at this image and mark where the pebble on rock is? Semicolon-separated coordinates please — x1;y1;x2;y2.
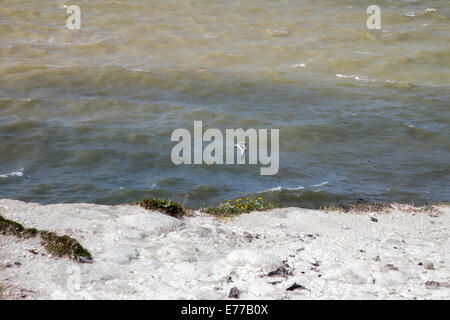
424;262;434;270
287;283;306;291
267;266;290;277
425;281;440;290
228;286;240;299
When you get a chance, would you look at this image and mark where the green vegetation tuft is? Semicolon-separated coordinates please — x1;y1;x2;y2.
0;215;38;238
435;201;450;207
202;197;279;217
321;201;393;213
40;231;92;261
321;201;450;214
0;213;91;262
139;198;185;218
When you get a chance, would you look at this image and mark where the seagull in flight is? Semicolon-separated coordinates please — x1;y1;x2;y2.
235;142;247;159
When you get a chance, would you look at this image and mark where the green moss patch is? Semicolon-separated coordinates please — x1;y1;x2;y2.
0;215;38;238
321;201;394;213
321;201;448;215
201;197;279;217
139;198;185;218
0;213;91;262
39;231;92;261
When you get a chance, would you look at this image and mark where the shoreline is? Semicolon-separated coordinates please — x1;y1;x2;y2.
1;199;449;300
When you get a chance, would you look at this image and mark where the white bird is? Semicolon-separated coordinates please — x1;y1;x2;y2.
235;142;247;158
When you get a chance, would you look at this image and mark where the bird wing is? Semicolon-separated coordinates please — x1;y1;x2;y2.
235;142;246;158
238;145;245;158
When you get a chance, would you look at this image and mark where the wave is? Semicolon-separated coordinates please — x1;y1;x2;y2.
336;74;373;82
0;168;24;178
260;181;329;193
311;181;329;188
261;185;305;193
335;73;418;89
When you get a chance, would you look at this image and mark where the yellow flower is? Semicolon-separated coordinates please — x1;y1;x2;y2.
258;197;263;200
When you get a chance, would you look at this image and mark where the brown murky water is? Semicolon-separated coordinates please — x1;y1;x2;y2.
0;0;449;207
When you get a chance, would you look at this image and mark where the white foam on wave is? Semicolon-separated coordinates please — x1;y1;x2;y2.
266;29;289;36
260;181;329;193
311;181;329;188
0;168;24;179
262;185;305;193
336;74;373;82
258;181;329;193
337;74;412;87
29;64;65;69
290;63;306;68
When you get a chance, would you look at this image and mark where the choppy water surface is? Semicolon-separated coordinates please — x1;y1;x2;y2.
0;0;449;208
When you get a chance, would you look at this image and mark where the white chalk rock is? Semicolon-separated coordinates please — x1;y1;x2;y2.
247;282;276;298
116;213;183;235
171;261;196;276
120;229;147;239
100;245;139;264
322;264;368;285
226;249;281;271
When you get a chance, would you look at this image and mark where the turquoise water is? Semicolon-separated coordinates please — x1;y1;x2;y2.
0;0;449;208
